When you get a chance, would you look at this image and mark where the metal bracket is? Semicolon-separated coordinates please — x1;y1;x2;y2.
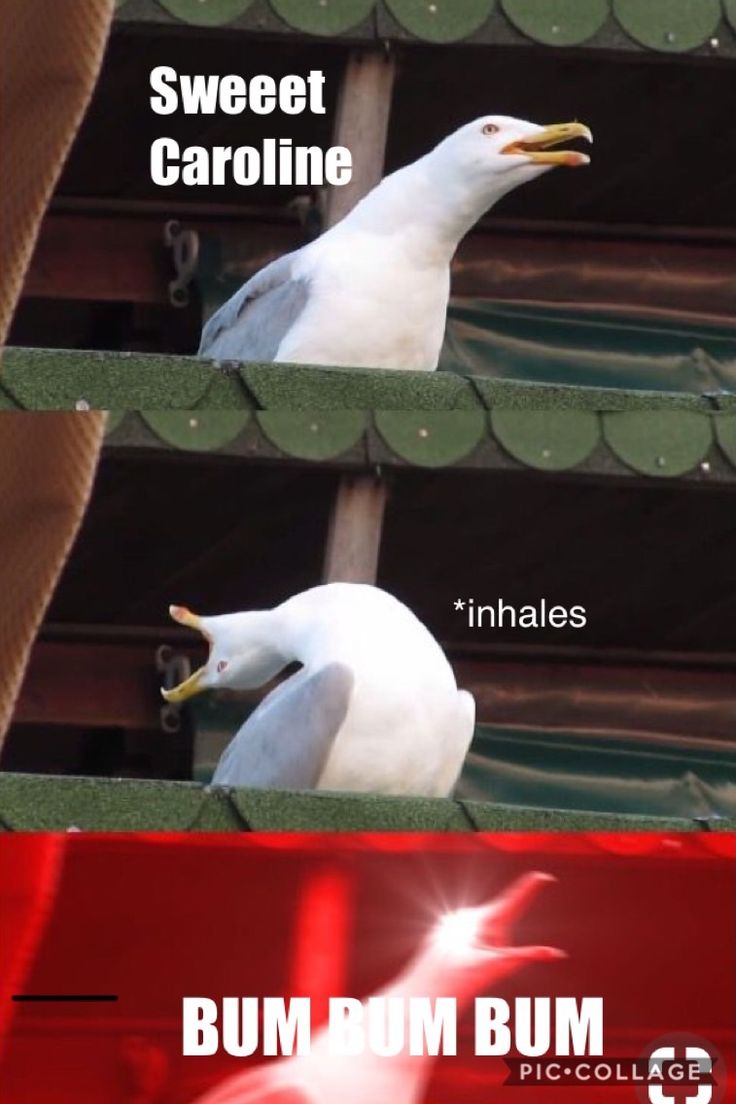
287;189;327;240
164;219;199;307
155;644;191;734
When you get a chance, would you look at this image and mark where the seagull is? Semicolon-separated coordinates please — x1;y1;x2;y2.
190;872;564;1104
199;116;591;370
161;583;475;796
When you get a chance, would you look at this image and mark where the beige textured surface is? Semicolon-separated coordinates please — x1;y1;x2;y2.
0;0;113;746
0;414;106;741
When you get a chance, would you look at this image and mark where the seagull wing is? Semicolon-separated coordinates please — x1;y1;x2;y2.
212;663;354;790
436;688;476;797
199;250;311;362
193;1064;315;1104
457;688;476;745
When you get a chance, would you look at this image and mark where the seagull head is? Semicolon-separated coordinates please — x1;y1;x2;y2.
422;872;565;986
434;114;592;195
161;605;288;702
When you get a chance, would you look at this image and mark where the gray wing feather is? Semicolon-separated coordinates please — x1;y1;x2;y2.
212;663;353;790
199;250;310;362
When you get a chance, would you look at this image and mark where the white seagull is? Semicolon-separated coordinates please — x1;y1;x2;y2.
200;115;591;370
190;872;564;1104
161;583;475;796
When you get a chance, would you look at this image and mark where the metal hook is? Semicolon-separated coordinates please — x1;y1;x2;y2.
164;219;200;308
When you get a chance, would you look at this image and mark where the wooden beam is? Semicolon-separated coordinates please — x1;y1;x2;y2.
326;48;396;227
15;638;736;746
322;475;388;584
24;206;736;328
13;638;280;730
322;48;396;583
455;657;736;743
19;212;298;306
13;640;163;729
20;214;170;304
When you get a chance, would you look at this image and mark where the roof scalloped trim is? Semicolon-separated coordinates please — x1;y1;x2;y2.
145;409;251;449
501;0;609;47
99;408;736;482
602;410;713;476
385;0;494;44
114;0;735;51
725;0;736;33
4;347;736;478
490;408;599;470
270;0;374;35
714;413;736;465
374;409;486;466
257;410;368;459
613;0;721;53
159;0;255;28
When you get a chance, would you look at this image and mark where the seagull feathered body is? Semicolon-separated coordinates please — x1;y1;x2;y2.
163;583;475;797
190;873;564;1104
200;116;591;371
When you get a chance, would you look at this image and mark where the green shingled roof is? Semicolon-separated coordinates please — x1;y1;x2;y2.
0;772;723;832
101;407;736;481
113;0;736;54
7;348;736;414
3;348;736;481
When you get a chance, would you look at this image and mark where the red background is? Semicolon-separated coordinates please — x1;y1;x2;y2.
0;832;733;1103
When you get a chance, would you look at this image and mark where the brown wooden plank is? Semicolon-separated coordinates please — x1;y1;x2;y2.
322;475;388;584
14;640;165;728
13;637;283;730
454;228;736;326
22;206;736;328
14;638;736;745
455;658;736;743
20;214;170;304
326;48;396;227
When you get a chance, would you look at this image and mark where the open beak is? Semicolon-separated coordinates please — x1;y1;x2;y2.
502;121;592;167
433;872;565;963
474;871;565;961
161;665;207;703
161;605;211;703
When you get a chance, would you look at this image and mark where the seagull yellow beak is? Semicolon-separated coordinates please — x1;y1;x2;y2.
161;665;207;703
161;604;212;702
502;121;592;167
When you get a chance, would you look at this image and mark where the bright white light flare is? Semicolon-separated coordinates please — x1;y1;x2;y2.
432;908;481;954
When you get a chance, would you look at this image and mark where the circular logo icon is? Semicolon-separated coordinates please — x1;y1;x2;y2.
635;1032;726;1104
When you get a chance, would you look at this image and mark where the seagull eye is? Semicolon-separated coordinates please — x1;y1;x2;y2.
483;123;499;135
216;659;229;673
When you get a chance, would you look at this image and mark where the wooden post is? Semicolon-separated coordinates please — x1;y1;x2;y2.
325;48;397;227
322;473;388;583
322;48;396;584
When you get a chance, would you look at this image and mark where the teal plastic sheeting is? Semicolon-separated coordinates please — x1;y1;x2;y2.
459;725;736;819
188;697;736;819
442;300;736;392
198;236;736;394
